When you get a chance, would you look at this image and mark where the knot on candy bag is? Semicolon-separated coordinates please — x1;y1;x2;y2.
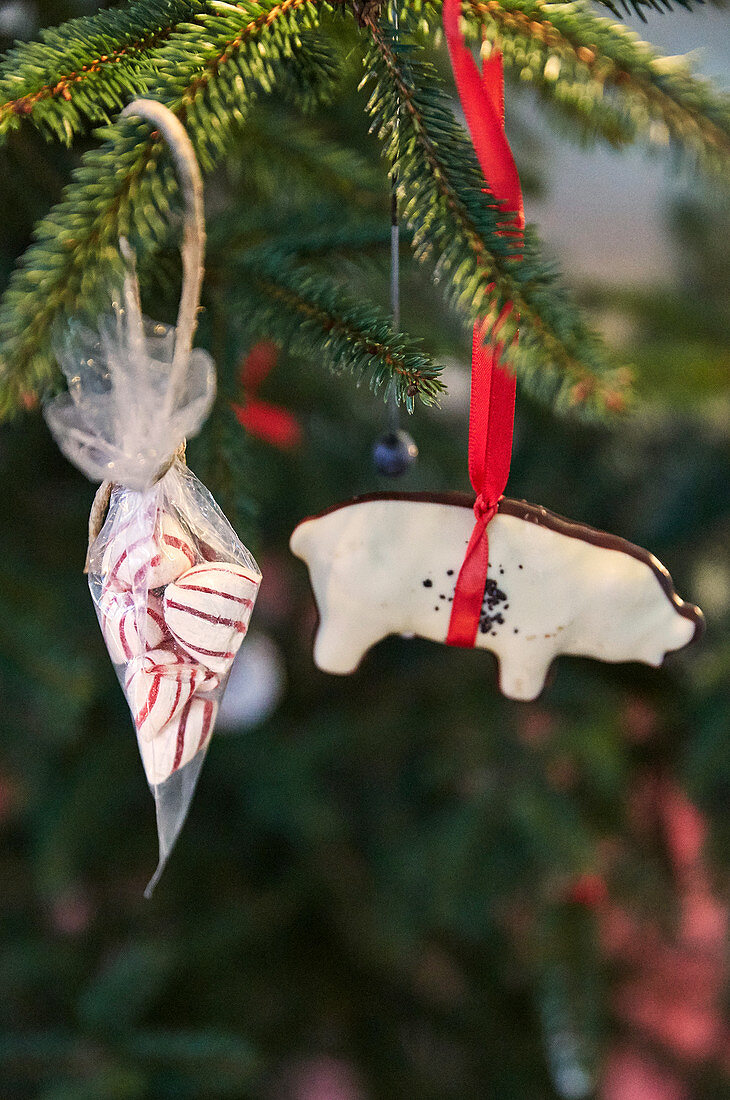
44;100;262;895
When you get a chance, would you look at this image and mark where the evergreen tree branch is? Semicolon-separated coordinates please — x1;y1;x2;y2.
0;1;204;145
462;0;730;169
362;15;631;416
221;250;445;407
237;109;385;205
264;219;402;257
594;0;701;19
0;0;339;418
208;207;399;259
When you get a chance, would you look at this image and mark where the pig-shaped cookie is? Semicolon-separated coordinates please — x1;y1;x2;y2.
289;492;703;702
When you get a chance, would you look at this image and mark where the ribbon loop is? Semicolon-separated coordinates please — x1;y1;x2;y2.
443;0;524;650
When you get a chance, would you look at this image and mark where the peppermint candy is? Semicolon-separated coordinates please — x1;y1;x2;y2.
102;511;196;592
124;648;218;742
98;590;168;664
139;696;219;786
163;562;261;674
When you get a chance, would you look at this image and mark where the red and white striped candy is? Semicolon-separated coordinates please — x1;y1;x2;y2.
102;511;196;592
98;590;168;664
163;562;261;674
124;649;218;742
139;695;218;786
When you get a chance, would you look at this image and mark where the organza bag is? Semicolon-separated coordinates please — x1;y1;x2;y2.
44;101;261;893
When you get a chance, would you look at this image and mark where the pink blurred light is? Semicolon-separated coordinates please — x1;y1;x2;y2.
602;777;728;1087
291;1057;366;1100
602;1045;687;1100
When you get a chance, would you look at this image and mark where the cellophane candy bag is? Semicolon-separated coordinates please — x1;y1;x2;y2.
44;101;261;893
87;456;261;893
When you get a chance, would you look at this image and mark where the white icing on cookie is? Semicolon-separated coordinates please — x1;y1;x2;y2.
289;495;702;702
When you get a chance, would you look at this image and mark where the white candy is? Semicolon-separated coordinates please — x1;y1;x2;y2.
98;590;167;664
102;511;196;592
124;648;218;742
163;562;261;674
139;696;219;787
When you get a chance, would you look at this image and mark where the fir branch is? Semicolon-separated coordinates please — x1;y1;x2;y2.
221;250;445;407
0;1;204;145
236;109;385;205
208;206;399;258
361;17;630;416
0;0;339;418
264;219;402;257
459;0;730;167
593;0;701;20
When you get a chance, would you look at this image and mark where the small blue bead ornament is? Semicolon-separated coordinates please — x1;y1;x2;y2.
372;429;418;477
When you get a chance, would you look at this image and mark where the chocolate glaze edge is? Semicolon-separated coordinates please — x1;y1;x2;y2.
291;490;705;644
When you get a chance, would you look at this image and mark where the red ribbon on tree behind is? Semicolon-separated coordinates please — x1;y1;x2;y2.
442;0;525;648
233;340;302;450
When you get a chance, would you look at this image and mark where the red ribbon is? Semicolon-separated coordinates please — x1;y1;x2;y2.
233;340;302;450
443;0;524;648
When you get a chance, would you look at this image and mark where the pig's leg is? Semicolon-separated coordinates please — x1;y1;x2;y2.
313;617;385;675
496;651;553;702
